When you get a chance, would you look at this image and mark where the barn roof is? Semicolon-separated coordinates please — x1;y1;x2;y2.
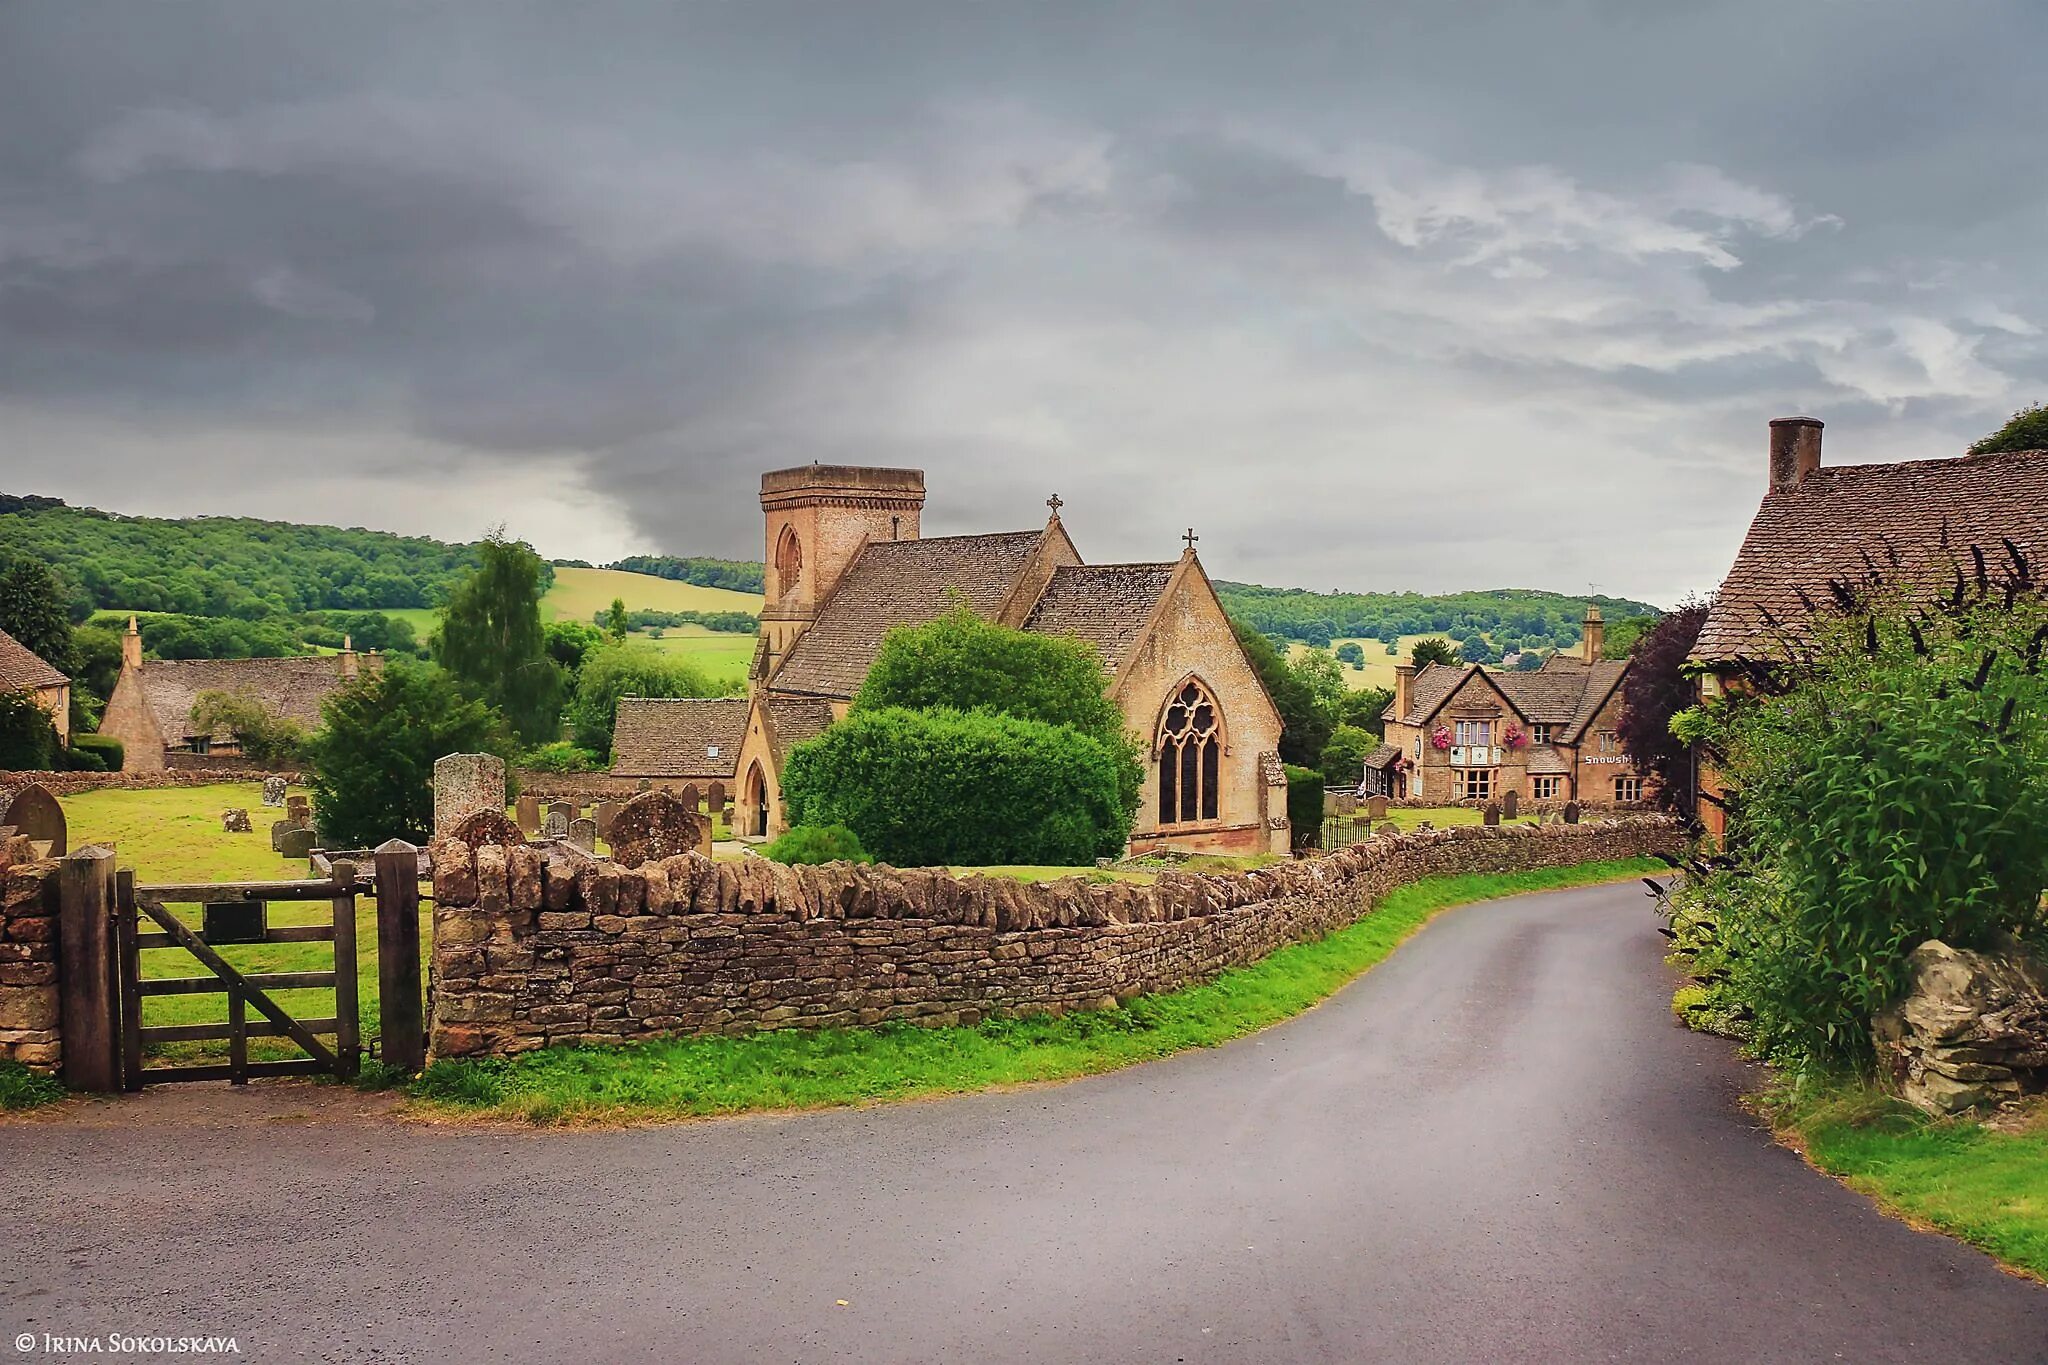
0;627;67;693
610;697;747;779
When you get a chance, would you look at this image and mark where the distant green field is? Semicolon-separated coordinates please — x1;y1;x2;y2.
542;566;763;622
633;626;755;684
1291;634;1587;690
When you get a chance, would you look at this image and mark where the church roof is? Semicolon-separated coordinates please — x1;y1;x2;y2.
138;656;361;743
770;530;1049;698
763;694;836;769
0;627;67;693
1023;562;1178;672
1692;447;2048;665
610;697;747;779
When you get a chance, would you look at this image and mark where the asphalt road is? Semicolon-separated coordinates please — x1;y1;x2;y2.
5;882;2045;1364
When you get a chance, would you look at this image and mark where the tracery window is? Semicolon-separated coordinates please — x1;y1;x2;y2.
1157;679;1222;825
775;525;804;596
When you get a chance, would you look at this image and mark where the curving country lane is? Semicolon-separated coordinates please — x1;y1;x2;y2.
4;882;2045;1363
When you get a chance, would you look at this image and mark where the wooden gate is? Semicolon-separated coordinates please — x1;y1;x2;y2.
116;862;363;1086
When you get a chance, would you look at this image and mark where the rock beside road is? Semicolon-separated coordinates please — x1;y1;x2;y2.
1875;938;2048;1114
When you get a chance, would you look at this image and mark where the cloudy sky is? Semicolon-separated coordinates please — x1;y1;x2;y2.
2;3;2042;605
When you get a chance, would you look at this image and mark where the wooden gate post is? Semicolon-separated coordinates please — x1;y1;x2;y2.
373;840;424;1072
57;845;121;1093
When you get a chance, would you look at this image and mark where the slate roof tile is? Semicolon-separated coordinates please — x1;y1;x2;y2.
610;697;748;779
0;627;66;693
139;657;359;742
1023;562;1177;672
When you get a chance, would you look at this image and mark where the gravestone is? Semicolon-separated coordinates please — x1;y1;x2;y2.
1483;802;1502;827
679;783;700;812
278;825;317;859
269;819;301;852
514;794;542;836
594;801;622;840
260;775;288;807
0;784;65;858
706;781;726;812
1366;794;1388;822
433;752;507;840
1332;791;1357;817
1562;801;1581;825
1376;821;1400;836
548;801;575;828
1501;789;1519;819
542;809;570;839
605;789;713;868
286;794;311;823
448;809;527;848
221;808;253;833
567;817;597;853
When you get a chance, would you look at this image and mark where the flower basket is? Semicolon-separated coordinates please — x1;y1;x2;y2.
1503;725;1529;749
1430;725;1452;751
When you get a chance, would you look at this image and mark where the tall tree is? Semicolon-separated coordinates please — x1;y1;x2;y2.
1408;637;1459;668
1616;599;1711;814
1229;618;1331;767
605;597;630;640
0;556;75;672
433;532;565;744
1968;401;2048;455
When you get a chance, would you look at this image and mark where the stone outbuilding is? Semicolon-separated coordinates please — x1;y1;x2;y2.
0;626;70;746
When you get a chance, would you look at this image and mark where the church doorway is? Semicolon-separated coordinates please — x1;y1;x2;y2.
745;762;769;838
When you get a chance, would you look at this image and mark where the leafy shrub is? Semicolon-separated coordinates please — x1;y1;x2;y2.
764;824;871;865
782;707;1133;866
0;692;58;770
1683;576;2048;1072
1615;598;1710;811
189;690;306;765
518;741;606;773
56;743;107;772
70;732;123;770
1284;763;1324;848
1319;724;1377;789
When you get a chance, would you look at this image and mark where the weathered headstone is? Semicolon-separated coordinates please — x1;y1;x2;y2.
448;808;527;848
260;775;288;807
543;809;570;839
221;808;253;833
0;784;65;858
1482;802;1501;827
278;825;317;859
548;800;574;828
514;794;542;836
1562;801;1581;825
706;781;726;812
605;789;713;868
567;817;597;853
594;800;622;840
1375;821;1400;836
1501;789;1519;819
1332;790;1357;817
269;819;300;852
679;783;700;812
286;794;311;822
433;752;507;841
1366;794;1388;822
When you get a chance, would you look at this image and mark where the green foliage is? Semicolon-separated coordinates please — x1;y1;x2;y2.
517;741;605;773
1615;599;1710;812
0;495;487;616
600;607;759;634
0;1058;66;1110
1336;685;1395;737
1333;641;1366;667
1289;646;1348;713
1230;618;1331;766
1320;724;1378;789
0;555;75;672
70;733;123;769
118;612;304;659
303;660;514;847
56;742;107;772
68;624;125;703
566;641;733;757
605;597;630;639
1284;763;1324;846
0;691;59;769
1602;614;1658;660
1408;637;1459;667
764;824;872;865
1968;401;2048;456
542;619;605;674
434;532;565;745
860;605;1141;780
1681;583;2048;1072
300;610;426;656
605;553;765;594
188;690;306;765
1214;581;1659;651
782;707;1134;866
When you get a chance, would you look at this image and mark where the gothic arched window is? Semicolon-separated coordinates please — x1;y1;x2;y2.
774;526;804;596
1157;678;1222;825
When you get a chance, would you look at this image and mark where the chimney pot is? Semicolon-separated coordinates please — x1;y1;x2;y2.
1769;416;1824;491
1393;661;1415;721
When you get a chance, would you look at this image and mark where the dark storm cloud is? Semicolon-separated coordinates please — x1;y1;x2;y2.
1;1;2043;599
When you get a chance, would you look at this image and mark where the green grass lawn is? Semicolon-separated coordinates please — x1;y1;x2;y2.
1290;635;1591;691
630;625;755;685
1768;1084;2048;1282
411;856;1662;1125
542;566;763;622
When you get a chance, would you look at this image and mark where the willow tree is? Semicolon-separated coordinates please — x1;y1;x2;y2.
433;531;564;744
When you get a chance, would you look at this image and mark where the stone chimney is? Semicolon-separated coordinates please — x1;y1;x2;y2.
1582;605;1605;663
339;634;358;679
122;615;143;670
1769;416;1824;491
1393;662;1414;720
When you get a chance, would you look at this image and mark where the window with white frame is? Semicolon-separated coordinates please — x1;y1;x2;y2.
1530;723;1553;745
1598;730;1621;756
1457;767;1493;801
1614;775;1642;803
1532;774;1562;800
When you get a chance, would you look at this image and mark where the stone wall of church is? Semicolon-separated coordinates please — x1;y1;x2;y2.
426;816;1681;1060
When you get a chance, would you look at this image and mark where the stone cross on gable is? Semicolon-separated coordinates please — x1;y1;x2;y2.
1183;527;1199;553
1046;493;1063;516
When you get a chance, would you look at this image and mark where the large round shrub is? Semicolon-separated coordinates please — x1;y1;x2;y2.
781;707;1134;866
763;824;871;866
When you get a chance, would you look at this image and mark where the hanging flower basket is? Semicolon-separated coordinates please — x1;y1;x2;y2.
1503;725;1529;749
1430;725;1452;751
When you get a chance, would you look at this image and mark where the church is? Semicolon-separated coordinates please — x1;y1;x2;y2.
612;464;1291;856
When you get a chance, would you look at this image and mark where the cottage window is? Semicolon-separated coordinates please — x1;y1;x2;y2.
1614;775;1643;803
1157;679;1222;825
1530;723;1553;745
1532;775;1562;801
1457;768;1493;801
1454;720;1493;749
1598;730;1621;756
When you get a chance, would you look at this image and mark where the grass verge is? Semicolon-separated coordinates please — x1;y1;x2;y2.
0;1059;67;1111
411;855;1661;1125
1763;1081;2048;1282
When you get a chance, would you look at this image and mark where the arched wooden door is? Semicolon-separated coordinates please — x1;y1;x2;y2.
745;761;769;838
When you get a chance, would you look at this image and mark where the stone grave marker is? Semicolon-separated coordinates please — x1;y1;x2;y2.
1332;790;1357;817
286;794;311;822
605;789;713;868
1366;794;1388;822
221;808;253;833
261;775;288;807
278;825;317;859
269;819;300;852
514;794;542;836
567;817;597;853
1376;821;1400;836
448;809;527;848
1501;789;1519;819
548;801;575;828
706;781;726;813
679;783;700;812
1482;802;1501;827
0;784;65;858
594;800;622;840
543;808;570;839
434;752;507;841
1562;801;1581;825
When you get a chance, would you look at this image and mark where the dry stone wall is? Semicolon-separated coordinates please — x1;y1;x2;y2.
428;817;1680;1060
1;768;302;800
0;841;61;1071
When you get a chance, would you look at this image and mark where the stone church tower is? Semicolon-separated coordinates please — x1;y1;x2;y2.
756;465;926;677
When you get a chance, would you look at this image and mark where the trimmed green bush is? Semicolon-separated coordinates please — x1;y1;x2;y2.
782;707;1133;866
1284;763;1324;848
70;733;123;769
0;692;58;770
764;824;871;865
518;740;605;773
56;743;107;772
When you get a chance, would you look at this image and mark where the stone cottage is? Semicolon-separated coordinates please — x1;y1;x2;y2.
610;696;748;790
1689;416;2048;839
1368;605;1646;808
97;618;377;771
635;465;1291;856
0;626;70;747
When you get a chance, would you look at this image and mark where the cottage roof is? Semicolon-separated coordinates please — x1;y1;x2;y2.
1692;447;2048;664
1023;562;1178;673
0;627;67;693
1524;745;1571;776
1361;743;1403;771
1384;657;1626;742
770;529;1050;698
610;697;748;779
139;656;357;742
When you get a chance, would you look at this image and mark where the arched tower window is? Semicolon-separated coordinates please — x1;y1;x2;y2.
1157;678;1222;825
774;525;804;598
